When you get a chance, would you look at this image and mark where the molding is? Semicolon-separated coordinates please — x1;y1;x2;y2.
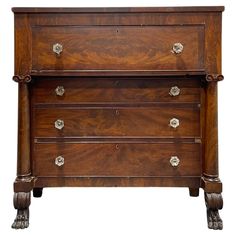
14;176;36;193
201;176;222;193
13;75;32;83
206;74;224;82
202;175;220;182
15;176;35;183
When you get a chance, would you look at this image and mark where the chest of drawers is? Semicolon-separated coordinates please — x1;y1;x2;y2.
12;7;224;230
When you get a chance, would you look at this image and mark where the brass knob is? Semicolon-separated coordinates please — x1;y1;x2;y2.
55;119;64;130
55;156;64;167
170;156;180;167
172;43;184;54
55;86;65;96
169;118;179;128
53;43;63;55
169;86;180;96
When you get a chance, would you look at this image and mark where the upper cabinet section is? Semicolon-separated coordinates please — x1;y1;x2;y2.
12;7;224;76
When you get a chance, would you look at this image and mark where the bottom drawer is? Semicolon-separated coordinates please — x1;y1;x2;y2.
33;143;201;177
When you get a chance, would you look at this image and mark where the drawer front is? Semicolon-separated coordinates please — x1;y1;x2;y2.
33;143;201;177
32;25;204;71
32;78;201;104
33;107;200;137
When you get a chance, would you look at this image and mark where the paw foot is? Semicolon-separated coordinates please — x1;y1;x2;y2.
12;209;29;229
207;209;223;230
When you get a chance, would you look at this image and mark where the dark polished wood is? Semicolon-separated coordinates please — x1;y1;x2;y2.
33;107;200;137
32;25;204;71
33;176;201;188
12;6;224;230
16;83;31;177
32;77;201;104
33;143;201;177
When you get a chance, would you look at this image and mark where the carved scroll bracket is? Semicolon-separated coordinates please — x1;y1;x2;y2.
13;75;32;83
206;74;224;82
12;192;31;229
205;193;223;230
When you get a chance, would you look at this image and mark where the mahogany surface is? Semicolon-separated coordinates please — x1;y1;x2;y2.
12;7;224;230
33;143;201;177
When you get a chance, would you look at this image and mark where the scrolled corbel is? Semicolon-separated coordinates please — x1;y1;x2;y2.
13;75;32;83
206;74;224;82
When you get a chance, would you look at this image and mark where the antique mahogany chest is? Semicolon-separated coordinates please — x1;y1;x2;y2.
12;7;224;230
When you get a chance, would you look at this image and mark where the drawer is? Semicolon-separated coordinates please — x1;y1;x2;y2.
33;143;201;177
32;78;201;104
32;25;204;71
33;107;200;138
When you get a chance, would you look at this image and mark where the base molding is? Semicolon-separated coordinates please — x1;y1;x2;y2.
33;176;201;188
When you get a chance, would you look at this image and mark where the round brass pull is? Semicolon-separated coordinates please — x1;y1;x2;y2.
170;156;180;167
172;43;184;54
55;156;64;167
169;86;180;96
169;118;179;129
53;43;63;55
55;119;64;130
55;86;65;96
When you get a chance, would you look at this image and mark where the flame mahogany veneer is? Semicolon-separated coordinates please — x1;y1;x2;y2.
12;7;224;230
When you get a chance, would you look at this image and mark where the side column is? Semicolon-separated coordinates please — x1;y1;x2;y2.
12;75;34;229
202;74;223;230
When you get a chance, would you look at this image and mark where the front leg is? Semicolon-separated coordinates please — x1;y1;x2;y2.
205;193;223;230
12;192;31;229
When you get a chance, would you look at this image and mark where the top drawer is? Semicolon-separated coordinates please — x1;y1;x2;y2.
32;25;204;71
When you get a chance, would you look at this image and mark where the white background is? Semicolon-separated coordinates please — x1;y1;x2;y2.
0;0;235;235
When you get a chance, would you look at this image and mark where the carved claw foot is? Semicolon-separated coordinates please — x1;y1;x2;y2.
205;193;223;230
12;209;29;229
207;209;223;230
12;192;31;229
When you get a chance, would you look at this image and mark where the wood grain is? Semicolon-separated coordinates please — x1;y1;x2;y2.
32;25;204;71
32;77;201;104
34;176;201;188
33;143;201;177
32;107;200;137
12;7;224;229
204;81;218;178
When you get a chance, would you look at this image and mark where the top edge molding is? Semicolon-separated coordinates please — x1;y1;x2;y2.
12;6;225;14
